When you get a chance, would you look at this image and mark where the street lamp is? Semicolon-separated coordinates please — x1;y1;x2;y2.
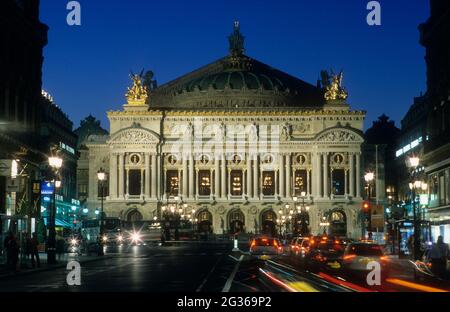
406;156;421;261
364;172;375;238
46;155;62;265
97;168;107;256
294;192;310;236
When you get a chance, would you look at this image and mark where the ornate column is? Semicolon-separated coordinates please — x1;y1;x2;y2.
189;153;194;199
215;156;220;198
349;153;355;197
178;169;182;197
221;154;226;199
345;169;348;196
144;153;150;198
247;155;252;198
151;154;157;198
157;154;162;199
109;153;117;198
307;169;311;196
323;153;329;198
118;153;124;198
140;168;144;197
125;168;130;197
356;153;361;198
279;154;285;198
312;152;321;198
253;154;259;199
195;169;199;198
285;154;291;198
183;156;188;199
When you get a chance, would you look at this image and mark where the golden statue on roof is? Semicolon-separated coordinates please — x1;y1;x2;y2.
126;70;148;105
321;70;348;101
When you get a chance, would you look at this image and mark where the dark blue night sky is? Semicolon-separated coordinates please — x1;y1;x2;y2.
40;0;429;131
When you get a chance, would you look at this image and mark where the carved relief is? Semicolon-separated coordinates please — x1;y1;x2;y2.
316;130;360;143
112;129;158;144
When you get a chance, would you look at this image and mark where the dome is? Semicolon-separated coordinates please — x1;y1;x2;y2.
148;23;325;110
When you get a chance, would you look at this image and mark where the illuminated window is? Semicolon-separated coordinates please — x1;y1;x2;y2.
262;171;275;196
166;170;179;196
294;170;307;195
198;170;211;196
230;170;243;196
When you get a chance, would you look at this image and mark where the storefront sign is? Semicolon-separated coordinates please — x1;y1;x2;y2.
41;182;54;195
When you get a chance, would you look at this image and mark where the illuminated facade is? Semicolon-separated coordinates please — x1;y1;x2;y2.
86;24;366;238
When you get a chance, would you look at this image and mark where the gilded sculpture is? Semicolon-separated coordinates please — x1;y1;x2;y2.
126;70;149;105
321;70;348;101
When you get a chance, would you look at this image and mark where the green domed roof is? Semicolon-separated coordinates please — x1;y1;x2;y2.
183;69;291;92
148;22;325;110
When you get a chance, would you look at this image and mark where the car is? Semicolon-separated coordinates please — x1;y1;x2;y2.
289;237;304;255
304;237;346;273
249;237;283;260
341;242;390;280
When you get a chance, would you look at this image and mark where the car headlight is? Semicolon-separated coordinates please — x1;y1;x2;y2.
102;235;108;242
117;235;123;242
131;232;141;242
70;239;78;246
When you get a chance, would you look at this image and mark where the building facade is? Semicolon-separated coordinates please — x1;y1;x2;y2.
0;0;48;236
86;24;366;238
363;115;401;241
74;115;109;207
420;0;450;242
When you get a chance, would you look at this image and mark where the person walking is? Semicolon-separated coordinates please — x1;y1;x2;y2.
9;234;20;273
428;236;449;279
3;231;12;269
24;232;32;267
30;232;40;268
56;235;65;261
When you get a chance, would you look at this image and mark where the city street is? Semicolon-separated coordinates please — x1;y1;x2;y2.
0;241;449;292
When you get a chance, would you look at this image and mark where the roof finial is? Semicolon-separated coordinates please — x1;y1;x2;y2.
228;20;245;56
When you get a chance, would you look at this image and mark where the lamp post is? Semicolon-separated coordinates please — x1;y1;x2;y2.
97;168;106;256
277;204;293;239
47;156;62;265
294;192;310;236
162;196;182;241
406;156;422;261
364;172;374;238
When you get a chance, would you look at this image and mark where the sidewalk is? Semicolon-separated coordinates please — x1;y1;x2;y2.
0;252;110;279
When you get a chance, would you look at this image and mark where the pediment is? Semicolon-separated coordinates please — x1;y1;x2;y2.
110;128;160;145
315;128;363;144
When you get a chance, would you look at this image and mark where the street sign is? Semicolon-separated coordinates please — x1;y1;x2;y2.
6;178;20;192
41;181;54;195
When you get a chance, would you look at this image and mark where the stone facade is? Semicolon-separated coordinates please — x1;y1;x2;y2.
85;24;366;239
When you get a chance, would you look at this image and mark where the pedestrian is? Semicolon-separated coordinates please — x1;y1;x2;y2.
56;235;65;261
427;236;449;279
3;231;12;269
407;235;414;259
8;234;20;273
25;232;32;265
30;232;40;268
